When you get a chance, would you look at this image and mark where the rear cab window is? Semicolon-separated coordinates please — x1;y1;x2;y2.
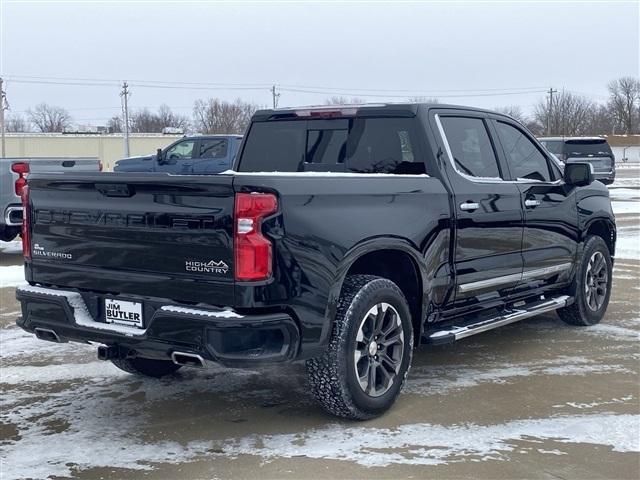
238;117;425;174
564;139;613;157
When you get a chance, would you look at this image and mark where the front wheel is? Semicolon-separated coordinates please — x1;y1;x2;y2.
306;275;414;420
558;235;612;326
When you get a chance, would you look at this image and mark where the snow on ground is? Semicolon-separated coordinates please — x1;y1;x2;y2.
616;231;640;261
608;187;640;201
0;265;25;288
406;356;632;396
220;414;640;467
0;239;22;254
2;404;636;478
612;201;640;216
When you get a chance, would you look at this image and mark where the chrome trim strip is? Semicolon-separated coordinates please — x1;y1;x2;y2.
458;262;572;293
429;295;571;341
521;262;573;281
434;114;563;186
458;272;523;293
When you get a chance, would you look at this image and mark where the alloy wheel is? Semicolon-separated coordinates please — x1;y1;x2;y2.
585;251;608;311
353;302;405;397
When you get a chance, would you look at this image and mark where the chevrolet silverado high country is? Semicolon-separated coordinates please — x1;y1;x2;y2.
16;103;616;419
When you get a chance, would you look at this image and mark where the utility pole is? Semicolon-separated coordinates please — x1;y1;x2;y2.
0;77;7;157
120;81;131;158
546;87;557;136
270;85;280;109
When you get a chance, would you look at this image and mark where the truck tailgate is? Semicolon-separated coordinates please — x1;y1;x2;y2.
26;172;236;305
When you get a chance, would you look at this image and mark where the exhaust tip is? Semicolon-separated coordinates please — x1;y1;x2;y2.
171;351;205;368
34;327;62;343
97;345;120;361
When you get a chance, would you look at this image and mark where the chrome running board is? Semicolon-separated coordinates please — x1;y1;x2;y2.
426;295;572;345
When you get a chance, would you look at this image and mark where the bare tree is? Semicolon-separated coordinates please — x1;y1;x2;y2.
129;104;190;133
27;103;72;132
607;77;640;134
193;98;258;134
583;103;617;135
493;105;527;124
324;96;366;105
5;113;30;132
129;108;160;133
533;90;595;136
107;115;122;133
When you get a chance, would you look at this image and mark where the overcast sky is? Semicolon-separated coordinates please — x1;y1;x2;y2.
1;0;638;126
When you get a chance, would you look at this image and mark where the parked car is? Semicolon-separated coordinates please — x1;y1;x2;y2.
113;135;242;174
538;136;616;184
0;157;101;242
16;104;615;419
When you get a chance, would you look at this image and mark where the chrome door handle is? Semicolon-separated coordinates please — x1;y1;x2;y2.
525;199;541;208
460;202;479;211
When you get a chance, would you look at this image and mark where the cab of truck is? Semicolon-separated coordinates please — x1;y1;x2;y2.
114;134;243;174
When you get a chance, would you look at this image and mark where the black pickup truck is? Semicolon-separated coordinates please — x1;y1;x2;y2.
16;103;616;419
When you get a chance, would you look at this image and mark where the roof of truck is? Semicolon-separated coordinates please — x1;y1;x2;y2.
252;102;502;120
537;136;607;142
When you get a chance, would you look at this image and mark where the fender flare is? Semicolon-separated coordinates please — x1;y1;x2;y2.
319;236;428;346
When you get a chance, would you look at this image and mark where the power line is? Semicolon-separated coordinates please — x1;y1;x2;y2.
4;74;550;97
5;74;548;94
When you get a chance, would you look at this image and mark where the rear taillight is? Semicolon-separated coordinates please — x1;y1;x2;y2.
234;192;278;281
11;162;29;196
21;185;31;260
98;161;104;172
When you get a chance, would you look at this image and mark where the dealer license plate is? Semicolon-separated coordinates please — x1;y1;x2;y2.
104;298;144;328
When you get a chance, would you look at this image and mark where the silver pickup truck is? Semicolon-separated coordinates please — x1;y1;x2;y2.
1;157;101;242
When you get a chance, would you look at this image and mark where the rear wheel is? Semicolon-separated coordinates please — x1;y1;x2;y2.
306;275;413;420
111;357;182;378
558;235;612;326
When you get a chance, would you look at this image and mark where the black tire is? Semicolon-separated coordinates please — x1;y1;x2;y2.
306;275;414;420
111;357;182;378
558;235;612;326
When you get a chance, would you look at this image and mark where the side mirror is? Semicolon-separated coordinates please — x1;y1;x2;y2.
564;162;594;187
156;148;164;164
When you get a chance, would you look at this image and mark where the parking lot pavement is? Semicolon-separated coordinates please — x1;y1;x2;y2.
1;169;639;479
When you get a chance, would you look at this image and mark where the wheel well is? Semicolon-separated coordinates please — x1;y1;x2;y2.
586;220;615;256
346;249;422;341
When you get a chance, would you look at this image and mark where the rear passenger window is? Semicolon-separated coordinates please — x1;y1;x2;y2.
199;139;228;159
495;122;552;182
440;116;501;179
